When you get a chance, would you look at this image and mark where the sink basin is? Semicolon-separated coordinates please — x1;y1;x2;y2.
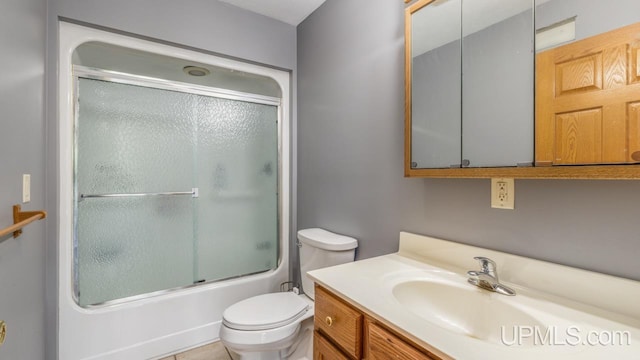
392;280;545;346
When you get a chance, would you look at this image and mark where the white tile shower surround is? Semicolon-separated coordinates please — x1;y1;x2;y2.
161;341;232;360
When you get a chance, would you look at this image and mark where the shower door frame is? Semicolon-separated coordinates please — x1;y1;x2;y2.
72;66;283;307
58;21;291;360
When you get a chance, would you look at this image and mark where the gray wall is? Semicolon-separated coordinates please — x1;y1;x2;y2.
44;1;297;359
297;0;640;288
0;0;47;359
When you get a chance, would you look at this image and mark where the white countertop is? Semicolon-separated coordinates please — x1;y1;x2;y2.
307;232;640;360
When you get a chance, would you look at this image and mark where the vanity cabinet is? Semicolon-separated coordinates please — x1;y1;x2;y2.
313;284;444;360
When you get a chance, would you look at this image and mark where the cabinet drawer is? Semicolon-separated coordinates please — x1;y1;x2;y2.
314;331;350;360
367;320;438;360
314;285;363;359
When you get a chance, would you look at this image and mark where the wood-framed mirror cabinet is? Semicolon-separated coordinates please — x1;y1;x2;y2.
404;0;640;179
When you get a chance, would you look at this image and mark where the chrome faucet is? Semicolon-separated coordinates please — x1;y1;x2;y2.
467;256;515;296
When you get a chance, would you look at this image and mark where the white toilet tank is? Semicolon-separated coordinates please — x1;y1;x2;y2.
298;228;358;300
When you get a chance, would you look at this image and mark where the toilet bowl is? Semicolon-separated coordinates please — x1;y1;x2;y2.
219;228;358;360
220;292;314;360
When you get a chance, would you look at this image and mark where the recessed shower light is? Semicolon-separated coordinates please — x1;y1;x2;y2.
183;66;210;77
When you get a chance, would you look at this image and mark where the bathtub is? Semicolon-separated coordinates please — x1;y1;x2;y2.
57;22;291;359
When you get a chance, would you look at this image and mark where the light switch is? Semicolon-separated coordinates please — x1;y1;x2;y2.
23;174;31;203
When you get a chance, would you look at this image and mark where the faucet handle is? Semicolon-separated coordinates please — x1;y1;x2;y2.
473;256;497;274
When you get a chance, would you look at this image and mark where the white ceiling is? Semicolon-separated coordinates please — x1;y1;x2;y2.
219;0;326;26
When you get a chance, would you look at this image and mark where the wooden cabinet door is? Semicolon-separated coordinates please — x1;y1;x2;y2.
366;321;438;360
314;331;350;360
536;22;640;165
314;285;363;359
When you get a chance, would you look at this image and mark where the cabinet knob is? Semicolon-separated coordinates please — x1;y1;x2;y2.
325;316;333;327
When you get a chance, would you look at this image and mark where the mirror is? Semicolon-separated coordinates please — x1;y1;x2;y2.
461;0;534;168
407;0;534;170
409;0;461;169
406;0;640;176
535;0;640;166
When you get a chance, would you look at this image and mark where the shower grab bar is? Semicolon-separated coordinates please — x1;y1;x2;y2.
0;205;47;239
80;188;199;199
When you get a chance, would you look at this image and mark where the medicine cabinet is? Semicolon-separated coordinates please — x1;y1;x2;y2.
405;0;640;179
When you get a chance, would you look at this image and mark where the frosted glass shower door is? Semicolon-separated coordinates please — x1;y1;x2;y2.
195;98;278;282
74;72;281;307
75;78;197;306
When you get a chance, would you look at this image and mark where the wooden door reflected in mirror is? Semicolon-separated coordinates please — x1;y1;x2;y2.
536;22;640;166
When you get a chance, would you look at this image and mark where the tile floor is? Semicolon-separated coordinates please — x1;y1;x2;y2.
160;341;232;360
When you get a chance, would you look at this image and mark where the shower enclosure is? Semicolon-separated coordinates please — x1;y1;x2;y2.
74;69;280;306
59;22;290;359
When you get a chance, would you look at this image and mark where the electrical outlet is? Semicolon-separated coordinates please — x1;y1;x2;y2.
491;178;514;209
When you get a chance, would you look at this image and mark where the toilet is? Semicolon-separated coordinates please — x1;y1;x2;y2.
219;228;358;360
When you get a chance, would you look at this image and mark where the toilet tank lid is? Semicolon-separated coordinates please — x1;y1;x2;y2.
297;228;358;251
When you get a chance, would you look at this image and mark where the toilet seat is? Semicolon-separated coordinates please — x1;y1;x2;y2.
220;292;314;350
223;292;310;331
